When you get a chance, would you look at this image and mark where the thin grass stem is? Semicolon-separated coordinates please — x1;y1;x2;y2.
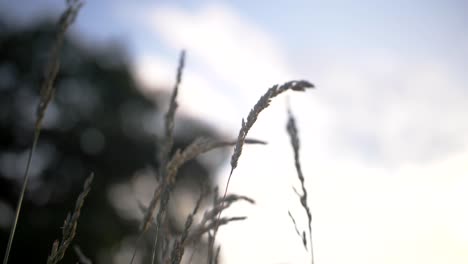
2;1;83;263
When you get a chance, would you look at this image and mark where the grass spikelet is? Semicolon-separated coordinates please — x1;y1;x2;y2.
140;137;265;232
138;50;185;263
37;0;83;131
211;80;314;260
170;186;207;264
149;50;186;264
160;50;186;164
131;52;263;264
229;80;313;174
2;2;83;264
166;137;266;186
204;189;253;264
47;173;94;264
134;137;264;263
140;185;162;232
286;107;314;264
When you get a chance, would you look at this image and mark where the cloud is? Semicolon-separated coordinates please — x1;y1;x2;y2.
140;2;468;167
296;52;468;263
133;51;245;136
145;4;295;106
309;52;468;166
131;3;309;135
306;148;468;264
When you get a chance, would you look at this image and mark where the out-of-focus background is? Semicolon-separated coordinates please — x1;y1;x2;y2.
1;0;467;263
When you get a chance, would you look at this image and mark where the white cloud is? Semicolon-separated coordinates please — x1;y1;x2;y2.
133;53;242;134
311;53;468;166
146;4;295;107
296;52;468;263
132;3;313;135
305;149;468;264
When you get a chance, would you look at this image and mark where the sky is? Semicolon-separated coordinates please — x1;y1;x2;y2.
2;0;468;263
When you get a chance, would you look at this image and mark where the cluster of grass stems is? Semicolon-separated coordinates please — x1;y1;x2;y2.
2;1;316;263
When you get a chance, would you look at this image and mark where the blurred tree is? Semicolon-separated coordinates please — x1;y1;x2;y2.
0;18;222;263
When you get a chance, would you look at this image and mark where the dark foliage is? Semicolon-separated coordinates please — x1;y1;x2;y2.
0;18;220;263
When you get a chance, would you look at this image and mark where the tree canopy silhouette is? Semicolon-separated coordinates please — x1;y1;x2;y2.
0;18;222;263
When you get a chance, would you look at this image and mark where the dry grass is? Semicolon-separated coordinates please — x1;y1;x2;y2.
148;49;185;264
211;80;314;261
134;58;314;263
134;50;269;264
2;1;84;264
47;173;94;264
287;107;314;264
3;1;317;263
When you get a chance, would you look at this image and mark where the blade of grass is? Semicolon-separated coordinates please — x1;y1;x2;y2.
2;2;83;264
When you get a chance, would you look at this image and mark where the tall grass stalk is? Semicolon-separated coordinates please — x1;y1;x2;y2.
2;1;83;264
3;2;318;262
130;51;267;264
47;173;94;264
150;49;186;264
287;106;314;264
211;80;314;263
